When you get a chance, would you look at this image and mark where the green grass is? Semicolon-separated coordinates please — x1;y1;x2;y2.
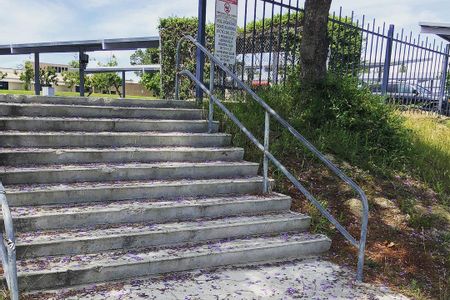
403;113;450;199
0;89;158;100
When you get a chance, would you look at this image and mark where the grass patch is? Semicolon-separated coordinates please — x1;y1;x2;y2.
403;114;450;199
0;89;158;100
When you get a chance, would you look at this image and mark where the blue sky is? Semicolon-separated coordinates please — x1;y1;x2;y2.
0;0;448;81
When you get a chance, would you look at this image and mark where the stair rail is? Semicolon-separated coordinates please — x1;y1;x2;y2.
0;182;19;300
175;35;369;282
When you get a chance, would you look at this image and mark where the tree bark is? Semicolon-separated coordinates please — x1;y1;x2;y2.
299;0;332;85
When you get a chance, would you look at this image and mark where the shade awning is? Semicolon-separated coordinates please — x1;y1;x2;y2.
420;22;450;43
0;36;159;55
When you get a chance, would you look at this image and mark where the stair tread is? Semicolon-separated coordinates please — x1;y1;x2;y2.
9;193;290;219
15;212;306;245
1;161;257;173
0;146;243;153
0;95;196;108
15;232;329;275
5;176;266;192
0;102;201;112
0;131;229;136
0;116;217;123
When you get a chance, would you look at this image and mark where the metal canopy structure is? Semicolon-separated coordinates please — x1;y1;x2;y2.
420;22;450;42
82;65;160;73
0;36;159;97
0;37;159;55
69;65;160;98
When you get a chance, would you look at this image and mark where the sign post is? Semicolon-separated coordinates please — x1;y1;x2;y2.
214;0;239;66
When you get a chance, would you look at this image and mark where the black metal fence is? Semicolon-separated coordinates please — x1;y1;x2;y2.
233;0;450;115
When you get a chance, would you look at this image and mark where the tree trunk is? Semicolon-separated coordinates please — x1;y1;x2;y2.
299;0;332;85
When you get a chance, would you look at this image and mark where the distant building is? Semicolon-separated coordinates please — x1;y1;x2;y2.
0;62;153;97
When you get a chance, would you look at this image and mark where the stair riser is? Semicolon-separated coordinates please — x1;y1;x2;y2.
0;149;244;166
17;218;309;258
2;164;258;185
0;134;231;148
18;239;331;291
14;197;292;232
0;104;202;120
7;180;268;206
0;95;197;108
0;119;219;133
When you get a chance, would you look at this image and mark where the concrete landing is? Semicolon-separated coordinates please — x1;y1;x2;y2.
25;258;409;300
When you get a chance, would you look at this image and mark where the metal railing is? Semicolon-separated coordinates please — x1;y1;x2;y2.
175;35;369;282
0;182;18;300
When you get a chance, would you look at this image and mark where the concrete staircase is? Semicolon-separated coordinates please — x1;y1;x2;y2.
0;95;331;292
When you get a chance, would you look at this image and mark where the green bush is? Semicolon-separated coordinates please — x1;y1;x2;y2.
159;17;214;99
159;14;361;98
212;73;412;176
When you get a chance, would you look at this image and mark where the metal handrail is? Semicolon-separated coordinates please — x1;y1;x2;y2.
175;35;369;282
0;182;18;299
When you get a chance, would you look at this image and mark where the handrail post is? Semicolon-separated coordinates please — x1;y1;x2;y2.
263;111;270;193
208;61;215;133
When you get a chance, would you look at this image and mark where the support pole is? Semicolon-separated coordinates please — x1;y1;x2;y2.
438;44;449;113
381;25;395;95
196;0;207;104
34;53;40;96
122;71;126;98
79;52;89;97
79;53;85;97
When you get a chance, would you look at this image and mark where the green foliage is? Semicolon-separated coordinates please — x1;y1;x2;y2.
295;75;411;169
39;67;58;87
0;71;7;80
159;16;214;99
140;72;161;96
130;48;160;65
159;14;361;98
91;56;123;97
19;61;34;90
214;74;411;173
130;48;161;96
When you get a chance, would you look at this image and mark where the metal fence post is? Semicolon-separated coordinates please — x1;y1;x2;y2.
196;0;207;104
438;44;450;112
263;111;270;193
381;24;395;95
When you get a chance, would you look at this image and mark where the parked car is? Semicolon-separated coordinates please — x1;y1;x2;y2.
367;81;440;107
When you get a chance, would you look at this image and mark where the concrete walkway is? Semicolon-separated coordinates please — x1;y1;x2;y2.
27;258;409;299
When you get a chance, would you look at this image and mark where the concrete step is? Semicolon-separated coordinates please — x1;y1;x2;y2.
0;131;231;148
0;94;197;108
5;177;269;206
16;212;310;258
0;102;203;119
10;193;292;231
0;147;245;166
16;232;331;291
1;161;259;185
0;117;219;133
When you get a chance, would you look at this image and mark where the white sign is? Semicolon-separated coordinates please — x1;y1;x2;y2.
214;0;238;65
